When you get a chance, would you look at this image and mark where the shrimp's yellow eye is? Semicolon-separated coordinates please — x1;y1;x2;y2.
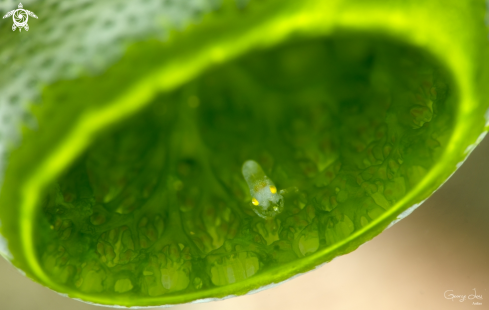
252;198;259;206
269;186;277;194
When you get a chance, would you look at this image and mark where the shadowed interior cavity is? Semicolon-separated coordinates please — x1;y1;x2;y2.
36;36;455;299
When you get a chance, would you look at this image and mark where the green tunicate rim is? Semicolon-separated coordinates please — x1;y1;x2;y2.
1;0;489;307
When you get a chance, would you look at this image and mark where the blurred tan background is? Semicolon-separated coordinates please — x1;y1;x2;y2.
1;136;488;310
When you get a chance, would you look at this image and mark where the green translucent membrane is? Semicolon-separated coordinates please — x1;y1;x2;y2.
36;36;454;303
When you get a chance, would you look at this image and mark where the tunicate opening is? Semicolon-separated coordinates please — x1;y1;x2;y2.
35;35;456;304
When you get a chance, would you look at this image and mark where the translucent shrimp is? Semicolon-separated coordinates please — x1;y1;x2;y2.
242;160;284;219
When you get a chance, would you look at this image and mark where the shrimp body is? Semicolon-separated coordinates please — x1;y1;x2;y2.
242;160;284;219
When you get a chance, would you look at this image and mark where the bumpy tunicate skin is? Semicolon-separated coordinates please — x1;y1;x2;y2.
242;160;284;219
36;37;454;302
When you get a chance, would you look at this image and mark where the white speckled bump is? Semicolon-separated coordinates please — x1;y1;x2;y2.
0;0;222;188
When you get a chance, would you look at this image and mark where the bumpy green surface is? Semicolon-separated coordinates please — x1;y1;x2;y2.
39;37;454;299
1;0;489;307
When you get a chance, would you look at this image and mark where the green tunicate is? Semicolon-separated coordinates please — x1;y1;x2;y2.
3;0;486;304
34;37;455;301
